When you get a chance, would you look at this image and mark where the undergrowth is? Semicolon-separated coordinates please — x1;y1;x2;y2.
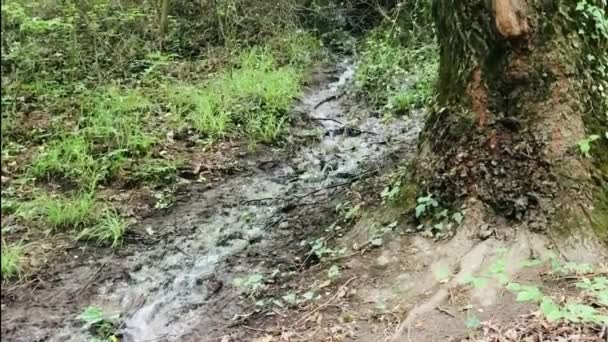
351;0;438;115
0;0;324;277
1;240;23;281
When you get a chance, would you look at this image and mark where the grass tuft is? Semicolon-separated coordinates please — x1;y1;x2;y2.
1;240;23;281
165;48;302;142
42;193;97;229
30;135;102;187
77;209;127;248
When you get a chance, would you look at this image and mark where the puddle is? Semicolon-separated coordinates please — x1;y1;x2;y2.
4;61;424;342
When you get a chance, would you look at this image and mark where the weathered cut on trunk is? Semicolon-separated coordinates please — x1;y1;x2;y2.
415;0;607;242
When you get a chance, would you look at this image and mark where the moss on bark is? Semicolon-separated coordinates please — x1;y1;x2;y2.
416;0;606;241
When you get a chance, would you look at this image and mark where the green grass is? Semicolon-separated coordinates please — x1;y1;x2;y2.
165;47;302;142
77;209;127;248
38;192;98;229
80;87;156;153
1;240;23;280
30;135;104;187
132;157;179;184
353;29;438;114
4;25;320;256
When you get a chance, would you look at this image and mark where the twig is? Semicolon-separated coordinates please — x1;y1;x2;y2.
313;93;342;109
311;117;344;125
292;176;365;201
242;325;280;333
291;276;357;327
76;262;107;297
435;305;457;318
175;246;192;258
240;197;276;205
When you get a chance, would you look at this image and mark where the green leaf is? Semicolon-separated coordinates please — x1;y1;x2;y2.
452;212;464;224
433;265;451;282
415;204;426;218
370;238;383;247
302;291;315;301
282;293;297;305
515;285;543;303
577;134;600;157
463;275;488;289
563;303;598;323
465;314;481;329
540;297;562;322
328;265;340;279
77;306;105;327
520;259;543;268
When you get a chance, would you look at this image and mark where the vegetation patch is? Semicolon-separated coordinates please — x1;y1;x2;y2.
1;0;324;281
1;240;23;281
354;30;437;114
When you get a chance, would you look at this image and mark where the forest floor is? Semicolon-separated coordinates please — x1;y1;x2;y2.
2;60;607;342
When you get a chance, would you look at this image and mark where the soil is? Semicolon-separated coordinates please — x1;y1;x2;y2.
2;61;607;342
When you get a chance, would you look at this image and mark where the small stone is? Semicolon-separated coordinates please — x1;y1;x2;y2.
279;221;290;230
375;254;391;270
478;224;494;240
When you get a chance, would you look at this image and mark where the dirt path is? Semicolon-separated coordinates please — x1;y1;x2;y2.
1;61;424;341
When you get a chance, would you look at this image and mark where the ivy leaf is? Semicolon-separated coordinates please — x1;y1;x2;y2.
415;204;426;218
563;303;598;323
327;265;340;279
282;293;297;305
463;275;488;289
515;285;543;303
77;306;105;327
452;212;464;224
577;135;600;157
540;297;562;322
302;291;315;301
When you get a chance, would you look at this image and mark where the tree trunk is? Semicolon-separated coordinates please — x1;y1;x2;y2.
415;0;607;251
159;0;170;42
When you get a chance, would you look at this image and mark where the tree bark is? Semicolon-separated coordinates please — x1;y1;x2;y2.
160;0;170;42
415;0;607;248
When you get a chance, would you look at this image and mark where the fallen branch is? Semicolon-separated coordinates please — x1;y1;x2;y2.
435;305;457;318
313;93;342;109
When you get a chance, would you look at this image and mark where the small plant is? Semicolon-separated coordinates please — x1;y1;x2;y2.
327;265;341;279
233;273;266;297
367;221;398;247
77;306;119;339
415;194;439;218
1;240;23;280
577;134;601;157
336;202;361;222
380;181;401;203
306;238;345;260
414;194;465;237
77;209;127;248
353;28;438;112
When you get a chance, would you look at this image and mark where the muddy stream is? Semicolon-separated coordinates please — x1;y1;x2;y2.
2;61;424;341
